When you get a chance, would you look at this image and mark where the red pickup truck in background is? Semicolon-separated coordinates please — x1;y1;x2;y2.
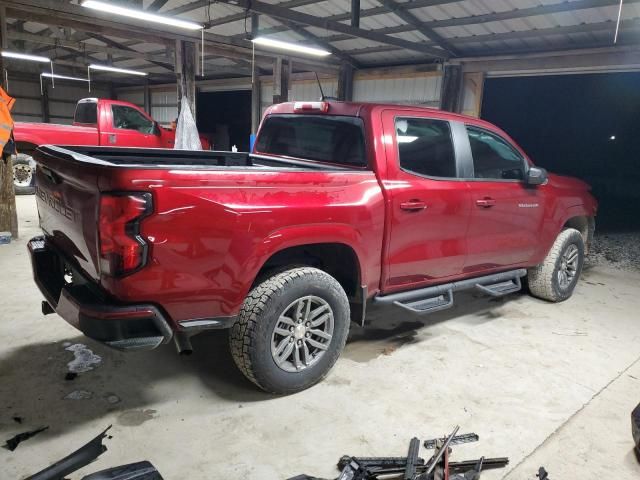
12;98;210;194
28;100;597;394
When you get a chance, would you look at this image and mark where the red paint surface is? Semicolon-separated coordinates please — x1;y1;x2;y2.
34;101;597;328
14;98;210;149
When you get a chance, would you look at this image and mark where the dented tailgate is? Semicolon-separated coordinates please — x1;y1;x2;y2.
34;146;103;282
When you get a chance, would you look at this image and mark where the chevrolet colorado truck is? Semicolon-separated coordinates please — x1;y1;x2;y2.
13;97;209;194
28;100;597;394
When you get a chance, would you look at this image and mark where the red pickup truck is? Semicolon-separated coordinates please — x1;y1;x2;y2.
28;100;597;393
13;98;209;194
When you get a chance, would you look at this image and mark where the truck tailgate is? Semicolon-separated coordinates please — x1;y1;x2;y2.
34;147;102;281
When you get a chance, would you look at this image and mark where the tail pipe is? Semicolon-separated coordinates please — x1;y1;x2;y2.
173;332;193;355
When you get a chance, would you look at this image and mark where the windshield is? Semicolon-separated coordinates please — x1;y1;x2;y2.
254;114;367;168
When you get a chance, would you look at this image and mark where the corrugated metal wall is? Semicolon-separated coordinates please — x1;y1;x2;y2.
353;73;442;107
150;87;178;126
116;70;443;124
118;86;178;126
117;89;144;108
9;76;109;124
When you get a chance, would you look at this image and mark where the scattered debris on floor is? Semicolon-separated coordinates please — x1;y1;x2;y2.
287;427;508;480
64;390;93;400
3;426;49;451
537;466;550;479
24;425;164;480
106;394;121;404
65;343;102;374
12;416;23;424
65;372;78;381
587;232;640;272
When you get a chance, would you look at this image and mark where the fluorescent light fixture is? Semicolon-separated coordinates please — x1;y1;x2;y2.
609;135;616;140
89;64;147;76
397;135;418;143
1;51;50;63
82;1;202;30
41;73;89;82
251;37;331;57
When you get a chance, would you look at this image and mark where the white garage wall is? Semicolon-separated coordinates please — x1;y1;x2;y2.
150;87;178;126
116;69;443;125
117;89;145;108
353;73;442;107
8;80;41;123
259;72;442;115
9;76;109;124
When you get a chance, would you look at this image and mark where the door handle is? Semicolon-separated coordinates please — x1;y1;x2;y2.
400;200;427;211
476;197;496;208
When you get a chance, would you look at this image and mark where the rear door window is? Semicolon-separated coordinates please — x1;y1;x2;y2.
395;117;457;178
467;126;525;180
255;114;367;167
75;101;97;124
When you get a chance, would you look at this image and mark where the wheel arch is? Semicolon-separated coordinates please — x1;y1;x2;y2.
562;214;595;254
248;229;367;324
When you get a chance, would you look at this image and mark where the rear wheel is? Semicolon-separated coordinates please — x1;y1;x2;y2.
527;228;584;302
229;267;350;394
13;153;36;195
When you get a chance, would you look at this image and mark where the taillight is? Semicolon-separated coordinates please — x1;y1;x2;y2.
99;193;152;276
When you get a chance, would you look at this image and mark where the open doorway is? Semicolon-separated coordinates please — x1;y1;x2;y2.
197;90;252;152
481;72;640;234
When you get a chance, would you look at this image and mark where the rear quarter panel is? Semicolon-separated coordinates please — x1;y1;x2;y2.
100;167;385;324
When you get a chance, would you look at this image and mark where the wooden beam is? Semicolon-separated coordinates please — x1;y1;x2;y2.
276;19;360;67
6;29;174;66
336;18;640;56
147;0;169;11
322;0;640;44
216;0;448;58
4;1;340;73
251;13;261;133
377;0;459;56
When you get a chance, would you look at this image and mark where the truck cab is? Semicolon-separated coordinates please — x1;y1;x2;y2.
27;100;597;394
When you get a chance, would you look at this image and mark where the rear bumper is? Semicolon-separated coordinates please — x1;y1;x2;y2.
28;236;173;351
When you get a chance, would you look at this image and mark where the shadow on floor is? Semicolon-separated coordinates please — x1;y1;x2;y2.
0;288;527;439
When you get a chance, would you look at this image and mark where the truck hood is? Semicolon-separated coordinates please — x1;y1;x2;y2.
547;173;592;191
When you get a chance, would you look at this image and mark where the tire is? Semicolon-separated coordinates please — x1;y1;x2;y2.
13;153;36;195
229;267;350;394
527;228;585;302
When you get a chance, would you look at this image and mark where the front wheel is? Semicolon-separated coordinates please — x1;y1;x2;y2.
229;267;350;394
527;228;585;302
13;153;36;195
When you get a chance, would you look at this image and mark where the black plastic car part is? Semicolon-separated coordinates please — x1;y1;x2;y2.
82;461;164;480
632;403;640;452
26;426;111;480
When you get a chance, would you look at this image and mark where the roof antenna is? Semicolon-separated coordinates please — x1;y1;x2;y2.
314;71;325;101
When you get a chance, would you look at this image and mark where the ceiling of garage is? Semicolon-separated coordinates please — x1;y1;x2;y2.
2;0;640;83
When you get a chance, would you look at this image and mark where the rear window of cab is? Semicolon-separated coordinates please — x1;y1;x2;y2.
255;114;367;168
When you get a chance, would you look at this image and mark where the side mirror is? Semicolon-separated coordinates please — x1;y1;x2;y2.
152;122;161;136
526;166;547;186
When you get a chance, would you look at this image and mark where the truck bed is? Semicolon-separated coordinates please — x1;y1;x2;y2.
37;145;355;170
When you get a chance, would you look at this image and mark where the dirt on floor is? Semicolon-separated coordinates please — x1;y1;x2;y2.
587;232;640;272
1;196;640;480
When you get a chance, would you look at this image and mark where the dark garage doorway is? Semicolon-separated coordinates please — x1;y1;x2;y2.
481;73;640;233
197;90;252;152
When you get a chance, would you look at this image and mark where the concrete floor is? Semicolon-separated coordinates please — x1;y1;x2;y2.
2;195;639;479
